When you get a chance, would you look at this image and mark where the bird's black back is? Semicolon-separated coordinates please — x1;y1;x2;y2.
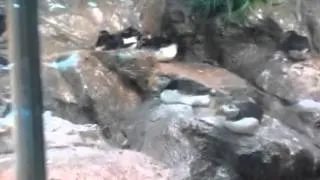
164;78;211;95
0;14;5;36
95;30;124;50
119;27;141;38
0;56;8;66
138;35;173;49
232;101;264;121
95;30;110;47
282;31;310;52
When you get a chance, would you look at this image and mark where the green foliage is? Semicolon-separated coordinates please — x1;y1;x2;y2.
190;0;277;19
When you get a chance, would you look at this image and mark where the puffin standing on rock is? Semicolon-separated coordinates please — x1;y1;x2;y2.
93;27;178;61
162;78;212;95
281;30;311;62
159;78;212;106
94;27;141;51
200;100;264;135
229;101;264;121
137;34;178;62
255;17;311;62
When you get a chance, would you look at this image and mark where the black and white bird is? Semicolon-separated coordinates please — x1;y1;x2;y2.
208;100;264;135
94;27;178;61
163;78;211;95
231;101;264;121
0;14;6;36
254;17;311;62
94;30;118;51
94;27;141;51
219;100;264;122
281;30;311;62
118;27;141;39
118;27;142;49
0;56;8;67
137;35;178;61
0;56;12;71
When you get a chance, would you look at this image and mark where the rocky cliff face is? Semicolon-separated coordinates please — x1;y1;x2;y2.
1;0;320;179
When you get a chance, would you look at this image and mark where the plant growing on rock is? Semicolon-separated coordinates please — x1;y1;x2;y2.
190;0;284;19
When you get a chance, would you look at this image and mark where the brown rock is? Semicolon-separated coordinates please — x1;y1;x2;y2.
155;62;248;90
255;58;320;102
138;0;167;36
0;149;171;180
92;49;158;94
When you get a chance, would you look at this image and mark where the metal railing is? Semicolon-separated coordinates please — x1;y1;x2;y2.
8;0;46;179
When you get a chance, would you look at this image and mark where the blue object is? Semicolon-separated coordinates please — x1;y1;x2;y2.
47;52;80;71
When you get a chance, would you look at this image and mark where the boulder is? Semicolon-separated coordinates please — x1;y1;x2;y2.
0;50;142;147
125;94;320;180
0;112;172;180
0;149;172;180
1;0;320;179
199;0;320;103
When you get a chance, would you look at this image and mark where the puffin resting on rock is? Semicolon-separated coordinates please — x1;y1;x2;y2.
93;27;178;62
199;100;264;136
199;116;260;136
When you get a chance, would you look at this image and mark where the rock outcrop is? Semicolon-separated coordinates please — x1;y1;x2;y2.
1;0;320;179
0;112;171;180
